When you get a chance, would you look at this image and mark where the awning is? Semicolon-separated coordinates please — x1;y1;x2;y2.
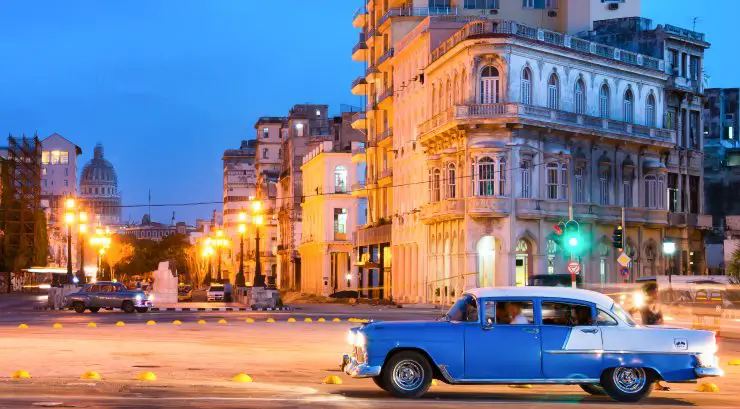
643;159;667;170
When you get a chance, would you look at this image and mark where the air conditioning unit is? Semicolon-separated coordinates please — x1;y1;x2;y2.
548;11;557;17
608;3;619;10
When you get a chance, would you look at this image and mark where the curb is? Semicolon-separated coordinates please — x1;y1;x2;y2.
35;306;292;312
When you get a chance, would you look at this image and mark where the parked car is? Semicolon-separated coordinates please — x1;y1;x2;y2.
178;285;193;302
64;281;153;313
206;284;225;302
341;287;722;402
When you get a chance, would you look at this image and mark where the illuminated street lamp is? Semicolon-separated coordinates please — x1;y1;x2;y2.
64;198;76;285
77;211;88;285
202;238;214;285
236;211;247;287
212;229;229;282
663;241;676;286
90;227;111;281
251;199;266;288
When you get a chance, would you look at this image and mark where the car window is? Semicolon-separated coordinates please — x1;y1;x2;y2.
541;301;594;326
483;300;534;325
447;295;478;322
86;285;101;292
99;284;114;292
611;302;636;327
210;286;224;292
596;309;618;326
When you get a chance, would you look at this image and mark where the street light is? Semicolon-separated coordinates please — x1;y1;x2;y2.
90;227;111;281
213;229;229;282
251;199;265;287
236;211;247;287
78;211;88;285
202;239;214;285
64;198;76;285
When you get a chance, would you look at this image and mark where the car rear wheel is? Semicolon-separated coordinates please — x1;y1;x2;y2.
88;307;100;313
73;302;85;314
601;367;654;402
382;351;433;398
135;307;149;313
121;301;135;314
580;384;607;396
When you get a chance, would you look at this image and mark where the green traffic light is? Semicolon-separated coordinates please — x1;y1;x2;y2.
568;237;578;248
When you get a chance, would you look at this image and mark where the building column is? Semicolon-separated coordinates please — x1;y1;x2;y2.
404;244;411;302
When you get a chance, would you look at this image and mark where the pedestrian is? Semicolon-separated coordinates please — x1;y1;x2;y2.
640;282;670;391
224;280;233;303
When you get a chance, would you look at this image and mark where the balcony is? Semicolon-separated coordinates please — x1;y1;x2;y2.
418;104;676;147
352;7;367;28
670;213;713;229
379;6;459;29
516;199;669;225
378;168;393;182
334;232;348;242
351;112;366;130
663;24;707;43
377;48;394;71
377;127;393;147
352;35;368;61
429;20;663;72
365;63;380;82
351;76;367;95
667;76;702;95
351;182;367;197
467;197;510;218
355;223;392;247
377;84;394;110
420;199;464;224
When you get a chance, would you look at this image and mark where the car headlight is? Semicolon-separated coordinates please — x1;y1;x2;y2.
148;294;155;302
135;294;143;301
347;330;356;345
355;332;366;348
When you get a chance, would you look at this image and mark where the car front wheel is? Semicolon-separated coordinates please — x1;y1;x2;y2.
580;384;606;396
73;302;85;314
601;367;654;403
88;307;100;313
121;301;135;314
372;376;388;391
382;351;433;398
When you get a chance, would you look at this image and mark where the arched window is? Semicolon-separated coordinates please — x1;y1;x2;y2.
479;66;500;104
599;167;610;205
645;175;657;208
446;78;453;110
521;68;532;105
574;167;585;203
334;165;347;193
478;157;496;197
559;163;568;200
432;169;441;202
521;160;532;198
546;162;560;200
431;85;437;115
623;177;632;207
646;93;656;127
498;157;507;197
658;175;666;209
447;163;456;199
599;84;610;119
547;73;559;109
624;89;634;123
574;79;586;114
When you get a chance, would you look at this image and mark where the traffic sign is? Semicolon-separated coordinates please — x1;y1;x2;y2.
566;261;581;275
620;266;630;278
617;252;631;267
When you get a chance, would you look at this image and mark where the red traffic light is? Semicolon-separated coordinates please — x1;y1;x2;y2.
553;224;563;235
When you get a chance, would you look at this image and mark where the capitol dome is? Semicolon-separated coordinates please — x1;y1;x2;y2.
80;144;122;224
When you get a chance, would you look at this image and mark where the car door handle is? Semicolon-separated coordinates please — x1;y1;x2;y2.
580;328;599;334
523;328;539;335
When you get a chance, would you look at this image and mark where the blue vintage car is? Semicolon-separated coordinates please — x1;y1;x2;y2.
342;287;723;402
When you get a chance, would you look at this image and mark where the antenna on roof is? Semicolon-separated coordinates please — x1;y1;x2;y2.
692;17;701;31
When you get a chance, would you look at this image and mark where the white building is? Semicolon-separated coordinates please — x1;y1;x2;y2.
298;141;367;295
222;140;257;283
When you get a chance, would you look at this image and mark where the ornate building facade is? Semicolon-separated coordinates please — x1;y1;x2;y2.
352;1;710;304
79;144;122;226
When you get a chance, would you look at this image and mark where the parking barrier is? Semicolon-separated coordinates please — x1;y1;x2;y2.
332;318;341;322
136;371;157;381
172;320;182;325
115;321;125;327
431;379;438;386
87;322;97;328
728;359;740;366
218;319;227;324
287;317;296;323
509;384;533;389
304;318;313;323
81;371;101;381
146;320;156;326
266;318;275;323
53;323;63;329
697;382;719;392
245;317;254;323
232;373;253;383
10;370;31;379
17;324;28;329
322;375;343;385
318;318;326;322
197;319;206;325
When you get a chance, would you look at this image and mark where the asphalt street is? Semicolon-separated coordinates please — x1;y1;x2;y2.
1;293;739;408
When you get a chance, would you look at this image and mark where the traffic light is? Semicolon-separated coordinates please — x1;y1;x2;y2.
548;223;564;251
612;225;623;250
563;220;583;255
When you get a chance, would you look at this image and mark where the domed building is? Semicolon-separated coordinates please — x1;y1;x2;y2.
79;144;122;225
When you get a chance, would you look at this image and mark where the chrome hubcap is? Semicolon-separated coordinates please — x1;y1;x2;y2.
613;367;647;394
392;359;424;391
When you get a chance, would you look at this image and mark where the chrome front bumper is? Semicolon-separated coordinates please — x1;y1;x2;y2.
341;354;381;378
695;367;724;378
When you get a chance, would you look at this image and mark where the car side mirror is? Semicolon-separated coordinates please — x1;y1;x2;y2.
439;314;451;323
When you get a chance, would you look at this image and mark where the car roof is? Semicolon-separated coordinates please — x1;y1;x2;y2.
465;287;615;309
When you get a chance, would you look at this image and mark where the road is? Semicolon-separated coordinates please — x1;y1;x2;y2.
1;294;739;408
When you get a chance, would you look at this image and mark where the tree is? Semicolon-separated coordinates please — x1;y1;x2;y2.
728;247;740;278
105;235;135;281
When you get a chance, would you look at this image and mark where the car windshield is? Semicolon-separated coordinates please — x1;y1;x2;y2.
209;286;224;292
610;302;636;327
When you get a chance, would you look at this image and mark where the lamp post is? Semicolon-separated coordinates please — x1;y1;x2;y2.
213;229;228;282
77;211;88;285
236;211;247;287
90;227;111;282
64;198;76;285
202;239;214;286
662;241;676;302
251;200;265;287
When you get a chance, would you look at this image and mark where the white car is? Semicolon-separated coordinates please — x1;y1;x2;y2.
206;285;225;302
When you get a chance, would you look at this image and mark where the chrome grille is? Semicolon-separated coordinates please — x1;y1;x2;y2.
354;346;366;364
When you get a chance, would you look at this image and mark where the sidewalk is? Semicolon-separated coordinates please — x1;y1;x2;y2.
35;301;291;312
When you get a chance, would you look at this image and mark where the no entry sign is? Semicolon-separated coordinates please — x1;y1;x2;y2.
566;261;581;275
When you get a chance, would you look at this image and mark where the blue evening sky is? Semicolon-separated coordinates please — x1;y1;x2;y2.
0;0;736;224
